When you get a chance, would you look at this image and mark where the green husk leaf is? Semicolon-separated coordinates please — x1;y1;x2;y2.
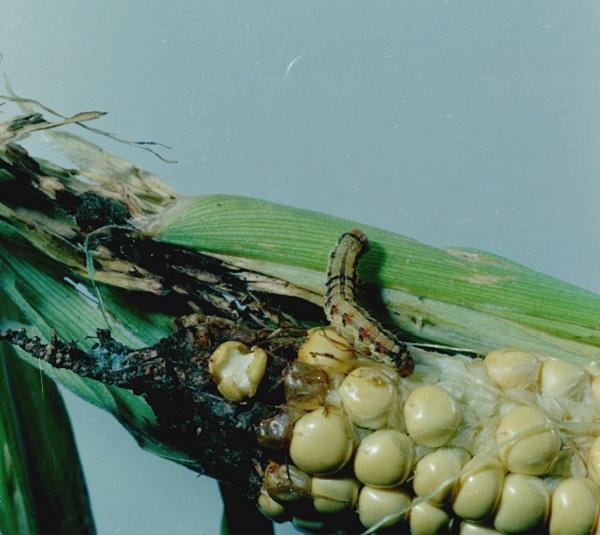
0;293;96;534
154;194;600;364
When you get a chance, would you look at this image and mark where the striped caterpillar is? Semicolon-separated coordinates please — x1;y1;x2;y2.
324;229;414;377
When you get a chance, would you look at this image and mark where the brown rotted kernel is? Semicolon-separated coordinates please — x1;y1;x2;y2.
256;407;305;450
283;360;330;410
262;461;312;503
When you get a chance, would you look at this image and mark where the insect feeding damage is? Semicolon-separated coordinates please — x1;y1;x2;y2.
0;225;414;501
325;229;414;377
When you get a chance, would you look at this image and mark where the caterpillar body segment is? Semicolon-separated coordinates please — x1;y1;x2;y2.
324;229;414;377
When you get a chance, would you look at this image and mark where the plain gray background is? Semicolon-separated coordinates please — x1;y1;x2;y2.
2;1;600;533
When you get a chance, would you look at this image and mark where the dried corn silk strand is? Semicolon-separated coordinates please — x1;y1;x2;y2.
324;229;413;376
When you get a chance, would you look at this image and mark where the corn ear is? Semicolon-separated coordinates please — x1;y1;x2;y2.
3;101;600;535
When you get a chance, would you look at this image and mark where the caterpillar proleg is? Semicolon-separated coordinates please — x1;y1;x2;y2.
324;229;414;377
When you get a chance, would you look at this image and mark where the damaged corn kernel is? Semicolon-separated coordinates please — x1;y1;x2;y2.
262;461;312;503
284;361;330;410
297;327;356;375
255;408;303;451
208;341;267;402
257;488;288;522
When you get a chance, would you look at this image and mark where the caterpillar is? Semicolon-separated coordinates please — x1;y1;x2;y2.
324;229;414;377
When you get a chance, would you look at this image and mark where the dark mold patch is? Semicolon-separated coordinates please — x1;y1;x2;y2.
75;192;129;231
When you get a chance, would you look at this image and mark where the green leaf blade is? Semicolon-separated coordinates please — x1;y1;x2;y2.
0;296;96;534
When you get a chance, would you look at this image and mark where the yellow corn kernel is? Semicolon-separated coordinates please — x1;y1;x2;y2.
549;477;600;535
409;501;451;535
484;349;540;391
496;405;561;475
289;407;354;475
452;456;504;521
413;447;470;505
311;476;359;514
357;486;411;529
404;384;462;447
460;522;501;535
539;359;587;399
493;474;550;533
338;366;397;429
409;502;450;535
353;429;414;487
